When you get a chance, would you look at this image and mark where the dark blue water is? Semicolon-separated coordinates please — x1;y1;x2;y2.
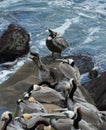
0;0;106;112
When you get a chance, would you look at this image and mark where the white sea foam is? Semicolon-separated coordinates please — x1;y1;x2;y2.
53;17;79;36
0;57;27;84
83;27;100;44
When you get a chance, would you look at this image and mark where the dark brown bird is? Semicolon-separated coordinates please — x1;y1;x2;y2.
29;52;64;82
46;29;69;57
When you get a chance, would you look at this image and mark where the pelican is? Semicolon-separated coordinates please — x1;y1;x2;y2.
42;107;82;130
66;78;87;103
37;79;72;98
63;107;99;130
56;58;81;85
26;81;57;94
16;97;47;114
44;107;99;130
66;80;104;126
29;52;64;82
14;113;51;130
46;29;69;57
1;111;24;130
26;84;65;104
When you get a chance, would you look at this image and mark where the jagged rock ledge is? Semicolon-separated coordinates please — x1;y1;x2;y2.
0;54;95;112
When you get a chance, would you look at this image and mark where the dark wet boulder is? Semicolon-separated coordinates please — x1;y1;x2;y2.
84;71;106;110
0;24;30;63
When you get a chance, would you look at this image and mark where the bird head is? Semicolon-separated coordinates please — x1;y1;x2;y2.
1;111;12;122
48;29;58;38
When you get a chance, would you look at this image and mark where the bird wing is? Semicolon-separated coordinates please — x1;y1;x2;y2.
53;37;69;49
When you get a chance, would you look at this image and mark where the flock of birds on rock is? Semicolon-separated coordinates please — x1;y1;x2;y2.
0;29;106;130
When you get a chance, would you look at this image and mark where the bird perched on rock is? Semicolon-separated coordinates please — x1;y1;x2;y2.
24;84;65;104
56;58;81;85
1;111;25;130
46;29;69;58
16;97;47;114
14;113;51;130
29;52;64;82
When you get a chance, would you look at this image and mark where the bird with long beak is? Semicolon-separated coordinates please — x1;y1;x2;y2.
66;78;86;103
41;107;83;130
46;29;69;58
25;84;65;104
29;52;64;82
56;58;81;85
66;80;105;126
16;97;47;115
14;113;51;130
1;111;25;130
63;107;99;130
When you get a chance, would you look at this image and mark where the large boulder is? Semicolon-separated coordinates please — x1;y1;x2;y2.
0;54;94;111
0;24;30;63
84;71;106;110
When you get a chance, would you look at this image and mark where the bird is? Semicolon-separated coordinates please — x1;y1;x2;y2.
29;52;64;82
62;107;99;130
47;107;99;130
66;78;87;103
36;79;73;98
46;29;69;58
1;111;25;130
42;107;82;130
24;84;65;104
14;113;51;130
56;58;81;85
66;80;104;126
16;97;47;114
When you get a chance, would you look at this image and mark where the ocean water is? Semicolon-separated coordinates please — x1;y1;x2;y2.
0;0;106;84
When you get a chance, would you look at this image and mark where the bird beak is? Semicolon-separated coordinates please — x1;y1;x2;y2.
56;59;68;63
41;113;67;119
52;108;68;112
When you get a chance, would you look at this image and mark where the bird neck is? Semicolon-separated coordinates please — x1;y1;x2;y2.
73;108;82;129
73;118;80;129
25;120;50;130
27;85;33;93
68;80;77;101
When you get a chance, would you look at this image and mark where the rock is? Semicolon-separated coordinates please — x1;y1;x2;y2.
0;54;95;112
0;24;30;63
88;69;98;79
84;71;106;110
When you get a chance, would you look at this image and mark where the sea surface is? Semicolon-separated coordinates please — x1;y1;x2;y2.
0;0;106;84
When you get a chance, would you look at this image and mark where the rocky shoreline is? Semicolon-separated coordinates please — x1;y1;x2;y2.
0;54;95;112
0;54;106;130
